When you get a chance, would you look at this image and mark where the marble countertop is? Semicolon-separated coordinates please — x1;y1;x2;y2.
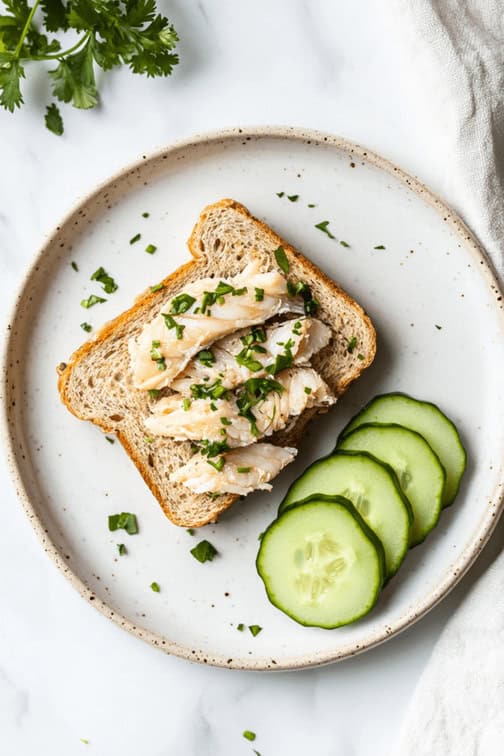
0;2;487;754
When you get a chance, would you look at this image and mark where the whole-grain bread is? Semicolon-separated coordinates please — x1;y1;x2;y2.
57;199;376;527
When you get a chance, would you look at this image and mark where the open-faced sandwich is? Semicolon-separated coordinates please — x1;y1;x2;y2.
57;199;376;527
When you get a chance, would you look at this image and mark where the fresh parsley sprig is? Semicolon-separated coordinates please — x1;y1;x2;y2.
0;0;179;134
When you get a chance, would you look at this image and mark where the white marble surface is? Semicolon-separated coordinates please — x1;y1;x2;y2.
0;2;500;754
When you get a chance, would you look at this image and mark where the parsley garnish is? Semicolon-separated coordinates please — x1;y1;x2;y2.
108;512;138;535
357;353;365;360
248;625;262;637
435;324;442;330
237;623;245;631
374;244;386;250
105;436;115;444
145;244;157;254
304;386;312;394
161;313;184;340
287;194;299;202
186;528;195;536
148;389;160;400
237;466;251;473
144;436;155;443
182;397;191;411
150;340;165;369
254;287;264;302
265;338;294;375
130;233;141;245
117;543;126;556
190;540;218;563
170;293;196;314
292;320;302;335
276;191;285;197
287;280;319;315
315;220;335;239
71;261;78;272
236;377;284;435
274;246;289;274
197;439;229;458
90;266;118;294
340;240;350;248
150;582;160;592
190;379;229;401
80;322;92;332
236;347;264;373
243;731;256;742
207;457;225;472
150;283;164;293
307;203;316;208
197;350;215;367
220;417;232;426
142;212;150;218
347;336;358;353
81;294;106;309
0;2;179;133
201;281;247;314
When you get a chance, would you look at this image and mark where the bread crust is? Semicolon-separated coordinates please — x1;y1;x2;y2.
57;199;376;527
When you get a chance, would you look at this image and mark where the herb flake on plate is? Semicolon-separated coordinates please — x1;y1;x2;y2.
108;512;138;535
315;220;335;239
190;540;218;563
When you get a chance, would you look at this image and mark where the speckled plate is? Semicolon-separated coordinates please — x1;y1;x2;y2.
2;127;504;670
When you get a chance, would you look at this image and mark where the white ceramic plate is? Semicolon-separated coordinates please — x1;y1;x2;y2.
3;127;504;670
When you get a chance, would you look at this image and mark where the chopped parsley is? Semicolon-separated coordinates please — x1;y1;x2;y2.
241;327;267;346
144;436;155;443
161;313;185;340
347;336;358;354
220;417;232;426
142;212;150;218
307;203;316;208
236;377;284;436
357;353;365;360
274;245;289;274
292;320;302;335
197;350;215;367
182;398;191;411
186;528;195;536
129;233;141;245
435;324;442;330
236;347;264;373
315;220;335;239
117;543;126;556
150;340;166;370
145;244;157;254
287;279;319;315
254;287;264;302
243;731;256;742
105;436;115;444
237;623;245;631
201;281;247;314
276;191;285;197
374;244;386;250
90;266;118;294
197;439;229;458
265;338;294;375
108;512;138;535
80;322;92;332
150;283;164;293
210;402;218;412
170;293;196;314
71;261;79;271
81;294;106;309
150;582;160;592
287;194;299;202
304;386;312;394
190;540;218;563
248;625;262;637
148;389;160;400
340;240;350;248
237;466;251;473
207;457;225;472
190;379;229;401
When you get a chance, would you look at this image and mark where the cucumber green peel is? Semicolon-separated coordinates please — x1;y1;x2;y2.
339;392;466;507
256;495;385;629
279;450;412;579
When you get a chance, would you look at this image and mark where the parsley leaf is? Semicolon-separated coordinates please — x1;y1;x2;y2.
44;102;64;135
274;246;289;274
91;266;118;293
0;61;25;112
49;39;98;109
248;625;262;637
190;540;218;563
81;294;106;308
150;581;160;592
243;731;256;741
315;220;335;239
108;512;138;535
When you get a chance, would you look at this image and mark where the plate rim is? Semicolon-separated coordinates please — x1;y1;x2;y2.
2;124;504;671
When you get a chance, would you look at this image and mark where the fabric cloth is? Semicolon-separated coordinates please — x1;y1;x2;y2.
387;2;504;753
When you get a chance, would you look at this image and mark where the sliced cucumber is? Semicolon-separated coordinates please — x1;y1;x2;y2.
338;424;445;546
340;392;466;506
279;451;412;579
256;495;385;629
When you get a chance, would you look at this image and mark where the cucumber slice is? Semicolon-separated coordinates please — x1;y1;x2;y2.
279;451;412;578
340;392;466;506
338;424;445;546
257;496;385;628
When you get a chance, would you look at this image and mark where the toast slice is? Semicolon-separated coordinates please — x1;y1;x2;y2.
57;199;376;527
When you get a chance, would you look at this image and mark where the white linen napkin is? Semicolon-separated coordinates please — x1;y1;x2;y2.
385;2;504;753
